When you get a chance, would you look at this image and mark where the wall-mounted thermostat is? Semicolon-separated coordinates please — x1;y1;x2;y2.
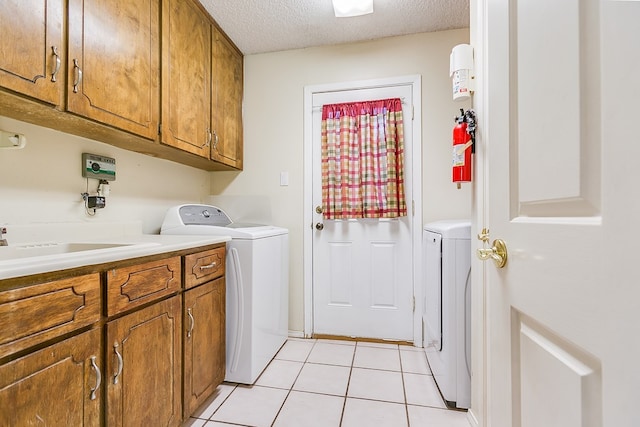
82;153;116;181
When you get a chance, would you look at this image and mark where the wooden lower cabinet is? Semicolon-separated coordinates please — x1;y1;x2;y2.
0;327;102;426
0;246;227;424
183;277;225;417
106;295;182;427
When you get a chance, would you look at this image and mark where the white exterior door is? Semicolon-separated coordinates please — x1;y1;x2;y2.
311;84;414;341
476;0;640;426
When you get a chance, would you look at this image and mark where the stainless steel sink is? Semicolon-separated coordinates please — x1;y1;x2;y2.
0;242;136;261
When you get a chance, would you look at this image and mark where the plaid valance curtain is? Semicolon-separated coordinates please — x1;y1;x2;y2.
321;98;407;220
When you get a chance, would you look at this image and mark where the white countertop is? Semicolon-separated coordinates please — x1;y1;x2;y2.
0;222;231;280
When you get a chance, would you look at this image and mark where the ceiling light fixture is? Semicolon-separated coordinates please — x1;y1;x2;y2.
332;0;373;18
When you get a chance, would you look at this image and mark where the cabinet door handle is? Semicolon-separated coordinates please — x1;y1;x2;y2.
89;355;101;400
187;308;195;338
199;261;217;270
72;59;82;93
203;128;212;148
212;130;219;151
113;342;123;385
51;46;61;82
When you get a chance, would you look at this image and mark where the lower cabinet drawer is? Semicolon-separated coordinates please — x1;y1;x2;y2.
184;246;225;290
0;273;101;359
106;257;181;316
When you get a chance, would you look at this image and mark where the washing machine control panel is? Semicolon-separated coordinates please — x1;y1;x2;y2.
178;205;232;226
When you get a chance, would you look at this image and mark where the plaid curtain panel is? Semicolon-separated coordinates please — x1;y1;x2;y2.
321;98;407;219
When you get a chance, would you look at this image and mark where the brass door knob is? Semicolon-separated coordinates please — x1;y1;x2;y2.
477;239;508;268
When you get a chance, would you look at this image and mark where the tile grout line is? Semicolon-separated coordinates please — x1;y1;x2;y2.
398;345;412;427
337;340;359;427
269;339;319;427
193;339;445;427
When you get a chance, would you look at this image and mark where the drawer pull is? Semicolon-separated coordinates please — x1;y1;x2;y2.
113;342;123;385
187;308;195;338
89;355;101;400
199;262;217;271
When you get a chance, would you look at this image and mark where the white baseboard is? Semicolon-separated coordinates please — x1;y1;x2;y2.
467;408;480;427
288;330;305;339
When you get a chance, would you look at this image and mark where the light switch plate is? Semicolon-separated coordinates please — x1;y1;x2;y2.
280;172;289;186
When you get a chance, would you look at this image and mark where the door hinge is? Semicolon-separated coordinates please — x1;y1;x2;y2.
412;105;415;120
158;124;162;135
412;200;415;216
412;296;415;313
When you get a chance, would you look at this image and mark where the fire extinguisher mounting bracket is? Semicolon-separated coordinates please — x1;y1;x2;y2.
455;109;477;153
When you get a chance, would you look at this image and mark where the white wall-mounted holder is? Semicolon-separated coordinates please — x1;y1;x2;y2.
450;44;475;101
81;153;115;215
0;129;26;149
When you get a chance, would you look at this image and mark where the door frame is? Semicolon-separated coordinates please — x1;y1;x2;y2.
302;75;423;344
469;0;487;425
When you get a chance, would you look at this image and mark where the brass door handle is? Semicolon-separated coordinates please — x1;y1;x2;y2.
477;239;508;268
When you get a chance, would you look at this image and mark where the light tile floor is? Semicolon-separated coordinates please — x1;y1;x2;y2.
184;338;469;427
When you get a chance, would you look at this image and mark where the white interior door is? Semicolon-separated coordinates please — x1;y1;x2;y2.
311;84;414;341
478;0;640;426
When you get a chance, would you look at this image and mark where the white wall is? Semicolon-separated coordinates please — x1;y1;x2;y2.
0;115;211;234
210;29;472;334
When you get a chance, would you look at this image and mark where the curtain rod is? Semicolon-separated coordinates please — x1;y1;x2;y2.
312;97;406;110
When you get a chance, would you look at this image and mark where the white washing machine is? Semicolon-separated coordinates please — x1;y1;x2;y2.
161;204;289;384
423;220;471;409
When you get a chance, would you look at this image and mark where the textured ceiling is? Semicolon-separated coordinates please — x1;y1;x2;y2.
198;0;470;55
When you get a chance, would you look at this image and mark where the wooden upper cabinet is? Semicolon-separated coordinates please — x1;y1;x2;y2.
212;27;244;170
161;0;212;158
67;0;160;140
0;0;64;106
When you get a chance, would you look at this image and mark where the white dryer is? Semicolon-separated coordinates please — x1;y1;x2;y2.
423;220;471;409
161;204;289;384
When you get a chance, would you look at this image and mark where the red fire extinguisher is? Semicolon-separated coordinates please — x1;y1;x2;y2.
452;109;476;189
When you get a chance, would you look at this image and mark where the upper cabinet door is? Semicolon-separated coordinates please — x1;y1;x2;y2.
161;0;212;158
67;0;160;140
0;0;64;106
212;27;244;170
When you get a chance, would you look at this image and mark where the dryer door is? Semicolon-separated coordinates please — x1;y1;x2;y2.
423;230;442;351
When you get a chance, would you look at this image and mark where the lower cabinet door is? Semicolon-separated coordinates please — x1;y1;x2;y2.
106;295;182;427
183;277;225;417
0;328;102;426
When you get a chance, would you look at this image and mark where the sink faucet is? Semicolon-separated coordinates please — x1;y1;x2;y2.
0;227;7;246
